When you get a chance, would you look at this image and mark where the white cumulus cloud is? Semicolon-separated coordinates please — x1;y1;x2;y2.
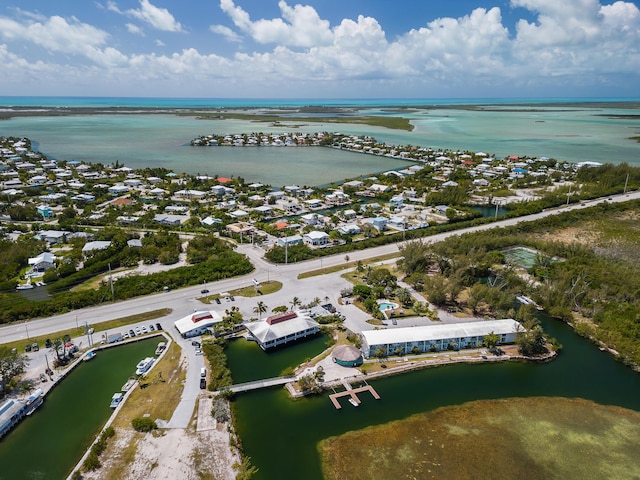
125;0;183;32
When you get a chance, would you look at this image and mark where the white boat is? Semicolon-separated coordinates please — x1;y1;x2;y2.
25;389;44;415
348;397;359;407
135;357;155;375
110;392;124;408
83;350;97;362
155;342;166;355
16;284;34;290
516;295;534;305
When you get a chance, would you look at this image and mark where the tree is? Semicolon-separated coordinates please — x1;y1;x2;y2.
0;347;29;392
396;288;413;308
483;332;500;349
290;297;301;310
253;301;267;320
374;348;387;361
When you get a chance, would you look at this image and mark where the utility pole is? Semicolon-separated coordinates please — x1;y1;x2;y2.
285;237;288;264
624;173;629;194
566;184;572;206
108;263;114;301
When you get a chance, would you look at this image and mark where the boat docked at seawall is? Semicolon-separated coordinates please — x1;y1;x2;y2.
25;388;44;415
110;392;124;408
83;350;97;362
135;357;155;376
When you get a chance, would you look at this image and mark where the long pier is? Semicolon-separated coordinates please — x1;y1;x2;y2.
329;381;380;409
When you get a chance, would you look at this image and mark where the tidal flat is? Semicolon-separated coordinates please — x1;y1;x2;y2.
319;397;640;480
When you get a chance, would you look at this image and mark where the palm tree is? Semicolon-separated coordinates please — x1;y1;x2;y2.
253;301;268;320
290;297;301;310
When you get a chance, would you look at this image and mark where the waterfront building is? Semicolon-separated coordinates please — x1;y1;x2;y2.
303;231;330;246
360;319;521;357
245;311;320;350
174;310;223;338
332;345;363;367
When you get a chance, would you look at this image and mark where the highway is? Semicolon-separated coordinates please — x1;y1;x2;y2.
1;189;638;346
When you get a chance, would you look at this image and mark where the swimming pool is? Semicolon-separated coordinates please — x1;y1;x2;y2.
378;301;398;312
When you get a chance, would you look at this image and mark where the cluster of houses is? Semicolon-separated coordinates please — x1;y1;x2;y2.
1;134;588;258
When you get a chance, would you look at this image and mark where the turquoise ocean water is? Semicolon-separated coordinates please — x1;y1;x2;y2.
1;97;638;186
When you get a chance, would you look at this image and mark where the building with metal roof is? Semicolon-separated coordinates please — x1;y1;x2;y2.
361;319;521;358
174;310;223;338
245;311;319;350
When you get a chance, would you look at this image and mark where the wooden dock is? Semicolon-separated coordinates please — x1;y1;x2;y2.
329;382;380;409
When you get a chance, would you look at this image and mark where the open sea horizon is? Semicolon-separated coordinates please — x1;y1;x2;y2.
1;96;639;109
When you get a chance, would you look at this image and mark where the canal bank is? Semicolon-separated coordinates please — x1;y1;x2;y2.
0;337;159;480
232;314;640;480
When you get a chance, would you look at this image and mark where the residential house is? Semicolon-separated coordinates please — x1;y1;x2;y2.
28;252;56;273
303;231;330;246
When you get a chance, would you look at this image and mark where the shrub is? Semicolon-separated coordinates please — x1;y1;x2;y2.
132;417;157;432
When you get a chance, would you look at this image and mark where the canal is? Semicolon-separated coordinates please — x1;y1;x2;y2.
231;315;640;480
0;337;157;480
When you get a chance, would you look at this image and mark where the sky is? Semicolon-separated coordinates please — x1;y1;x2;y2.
0;0;639;99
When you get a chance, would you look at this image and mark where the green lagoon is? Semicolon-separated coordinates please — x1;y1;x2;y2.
0;338;158;480
231;315;640;480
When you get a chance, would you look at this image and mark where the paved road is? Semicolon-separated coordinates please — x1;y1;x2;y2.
2;190;638;347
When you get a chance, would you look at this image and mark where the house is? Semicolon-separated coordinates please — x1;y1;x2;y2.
36;205;54;219
175;189;206;199
389;194;404;208
303;231;330;246
201;216;222;227
369;216;388;231
82;241;111;254
229;209;249;219
244;311;320;350
35;230;68;245
337;224;361;235
300;213;324;226
361;319;521;357
153;214;189;225
277;235;303;247
28;252;56;272
388;216;407;229
342;209;357;219
107;184;130;196
369;183;391;193
127;239;143;248
211;185;227;196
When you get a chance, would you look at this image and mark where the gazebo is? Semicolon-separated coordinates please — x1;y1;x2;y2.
332;345;363;367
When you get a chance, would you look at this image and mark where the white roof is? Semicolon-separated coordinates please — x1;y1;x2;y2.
245;311;318;344
304;230;329;239
28;252;56;265
362;319;521;346
174;310;223;336
82;241;111;252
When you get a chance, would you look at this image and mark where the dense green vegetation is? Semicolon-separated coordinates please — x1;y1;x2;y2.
203;339;233;391
0;235;252;324
397;199;640;365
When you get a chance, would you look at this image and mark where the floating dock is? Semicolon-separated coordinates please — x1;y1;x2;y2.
329;381;380;409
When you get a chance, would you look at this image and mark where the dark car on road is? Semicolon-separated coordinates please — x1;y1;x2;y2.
200;378;207;389
155;323;163;330
201;289;209;294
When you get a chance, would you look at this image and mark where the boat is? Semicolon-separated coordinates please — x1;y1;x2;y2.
121;378;137;392
516;295;534;305
135;357;155;376
16;283;34;290
348;397;359;407
155;342;166;355
83;350;97;362
25;389;44;415
110;392;124;408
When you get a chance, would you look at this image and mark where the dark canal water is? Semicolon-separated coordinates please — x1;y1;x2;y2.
0;337;158;480
231;316;640;480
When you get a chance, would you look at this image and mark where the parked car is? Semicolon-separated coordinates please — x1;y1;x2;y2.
39;373;47;383
199;377;206;389
141;326;148;334
155;323;163;330
229;296;235;301
123;332;130;339
201;289;209;294
149;324;155;331
32;343;39;352
215;298;221;305
135;327;141;335
25;344;32;352
129;329;135;337
191;340;201;347
45;338;52;348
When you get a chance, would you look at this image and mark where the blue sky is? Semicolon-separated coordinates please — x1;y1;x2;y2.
1;0;639;98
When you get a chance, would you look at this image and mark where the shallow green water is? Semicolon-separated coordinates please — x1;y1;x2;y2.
225;334;330;384
232;316;640;480
0;338;157;480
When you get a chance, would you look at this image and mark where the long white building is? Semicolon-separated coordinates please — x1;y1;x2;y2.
361;319;522;358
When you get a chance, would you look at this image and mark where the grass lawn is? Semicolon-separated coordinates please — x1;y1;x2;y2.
111;340;185;428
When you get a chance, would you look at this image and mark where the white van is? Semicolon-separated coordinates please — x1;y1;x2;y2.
200;367;206;378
